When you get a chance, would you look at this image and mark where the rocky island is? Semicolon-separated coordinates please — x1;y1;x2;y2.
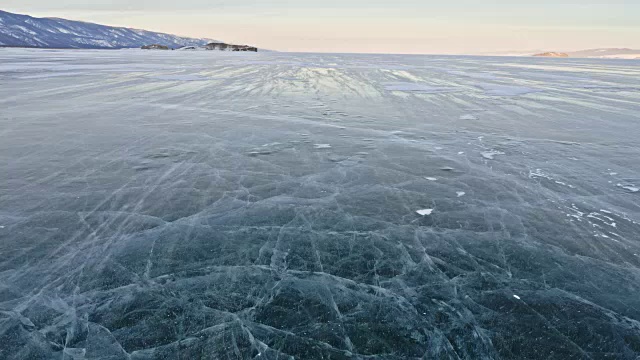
533;52;570;57
142;42;258;51
182;42;258;52
141;44;170;50
206;42;258;52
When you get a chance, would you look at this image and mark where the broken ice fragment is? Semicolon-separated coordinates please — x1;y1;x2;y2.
247;149;274;156
328;155;348;162
481;150;505;160
416;209;434;216
617;184;639;193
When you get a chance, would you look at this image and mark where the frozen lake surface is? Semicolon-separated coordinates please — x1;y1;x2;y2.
1;48;640;359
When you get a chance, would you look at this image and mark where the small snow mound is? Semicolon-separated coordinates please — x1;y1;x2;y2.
416;209;434;216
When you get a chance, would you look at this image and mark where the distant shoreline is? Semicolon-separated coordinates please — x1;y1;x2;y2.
2;46;638;60
0;45;131;50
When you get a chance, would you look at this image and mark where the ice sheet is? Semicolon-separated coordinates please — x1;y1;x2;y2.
1;48;639;360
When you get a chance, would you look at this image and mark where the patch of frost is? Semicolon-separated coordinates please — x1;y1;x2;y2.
153;74;208;82
478;84;542;96
384;82;457;93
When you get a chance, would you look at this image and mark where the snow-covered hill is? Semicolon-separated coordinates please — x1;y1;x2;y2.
527;49;640;59
0;10;214;49
568;48;640;58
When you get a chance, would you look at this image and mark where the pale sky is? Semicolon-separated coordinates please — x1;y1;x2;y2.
3;1;639;54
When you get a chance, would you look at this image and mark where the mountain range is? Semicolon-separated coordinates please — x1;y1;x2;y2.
1;9;638;58
0;10;213;49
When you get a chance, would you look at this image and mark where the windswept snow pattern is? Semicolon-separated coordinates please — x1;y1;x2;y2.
0;10;213;49
1;49;640;359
